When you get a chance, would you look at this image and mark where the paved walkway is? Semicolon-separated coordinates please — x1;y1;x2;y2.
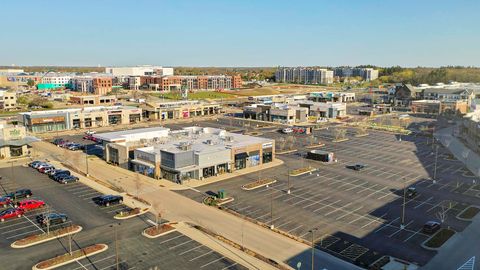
32;141;362;270
421;126;480;270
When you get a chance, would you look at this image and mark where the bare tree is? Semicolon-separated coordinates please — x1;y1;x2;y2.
151;201;164;230
356;125;368;136
134;173;143;198
436;204;450;224
333;128;347;141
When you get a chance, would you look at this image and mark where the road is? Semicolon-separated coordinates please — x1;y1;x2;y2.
33;140;363;270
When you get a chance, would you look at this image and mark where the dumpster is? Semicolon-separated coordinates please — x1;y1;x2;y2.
306;150;335;162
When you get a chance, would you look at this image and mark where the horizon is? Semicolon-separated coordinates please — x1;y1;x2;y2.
2;0;480;67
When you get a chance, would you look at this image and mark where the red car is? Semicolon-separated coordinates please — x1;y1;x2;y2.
0;208;24;222
0;197;12;208
83;135;94;140
16;200;45;211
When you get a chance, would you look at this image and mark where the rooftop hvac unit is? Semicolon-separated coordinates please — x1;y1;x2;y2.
205;139;215;145
224;136;234;142
178;141;192;151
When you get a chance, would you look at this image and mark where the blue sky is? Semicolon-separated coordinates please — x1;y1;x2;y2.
1;0;479;67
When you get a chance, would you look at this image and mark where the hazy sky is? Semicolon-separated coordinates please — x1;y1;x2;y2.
2;0;479;67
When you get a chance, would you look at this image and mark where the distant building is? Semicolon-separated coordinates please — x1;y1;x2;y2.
92;77;112;95
38;74;73;90
0;91;17;110
69;95;117;106
105;66;173;76
461;111;480;153
141;100;221;121
18;106;142;133
140;75;242;91
275;67;334;84
333;67;379;81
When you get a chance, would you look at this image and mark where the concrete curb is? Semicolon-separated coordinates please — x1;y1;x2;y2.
305;144;325;149
421;229;456;251
141;225;177;239
114;208;150;220
241;180;277;191
289;168;316;177
456;206;480;221
12;226;83;249
32;244;108;270
276;149;298;155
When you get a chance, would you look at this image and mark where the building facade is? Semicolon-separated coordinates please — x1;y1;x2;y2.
141;100;221;121
69;95;117;106
92;77;113;95
275;67;334;84
0;91;17;110
18;106;142;133
140;75;242;91
0;122;39;159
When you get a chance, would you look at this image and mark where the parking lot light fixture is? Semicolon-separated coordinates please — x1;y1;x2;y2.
287;170;291;194
270;189;274;230
432;145;439;183
401;178;406;230
309;228;319;270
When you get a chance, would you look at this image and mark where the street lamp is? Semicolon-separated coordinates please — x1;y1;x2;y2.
400;178;406;229
270;187;274;230
287;168;291;195
309;228;319;270
110;223;121;270
433;145;439;184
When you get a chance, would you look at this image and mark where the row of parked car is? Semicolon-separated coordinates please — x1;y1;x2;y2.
52;139;84;151
29;161;79;184
0;188;68;226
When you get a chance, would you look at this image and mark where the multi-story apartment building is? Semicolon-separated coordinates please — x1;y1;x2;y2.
275;67;334;84
105;66;173;76
38;74;73;90
0;91;17;110
140;75;242;91
333;67;379;81
71;77;94;93
92;77;113;95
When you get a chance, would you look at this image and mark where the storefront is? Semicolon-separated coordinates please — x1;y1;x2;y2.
235;152;248;170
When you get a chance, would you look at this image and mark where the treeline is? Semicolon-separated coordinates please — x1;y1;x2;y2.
378;66;480;85
174;67;276;81
0;66;104;73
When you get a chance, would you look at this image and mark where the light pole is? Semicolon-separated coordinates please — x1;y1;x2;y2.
401;178;406;229
309;228;319;270
432;144;439;184
287;169;291;195
110;223;121;270
85;144;89;177
270;188;274;230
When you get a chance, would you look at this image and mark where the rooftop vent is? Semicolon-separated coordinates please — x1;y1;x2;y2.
205;139;215;145
178;141;192;151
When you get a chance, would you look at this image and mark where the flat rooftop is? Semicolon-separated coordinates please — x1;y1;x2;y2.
94;126;170;142
19;106;139;116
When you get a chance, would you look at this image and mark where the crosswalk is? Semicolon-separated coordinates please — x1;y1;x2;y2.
457;256;475;270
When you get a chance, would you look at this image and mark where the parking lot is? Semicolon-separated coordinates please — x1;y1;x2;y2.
176;119;479;267
0;162;248;270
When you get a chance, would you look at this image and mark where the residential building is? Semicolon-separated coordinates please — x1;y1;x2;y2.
275;67;334;84
461;111;480;153
105;66;172;76
0;121;39;159
128;76;141;90
18;106;142;133
69;95;117;106
333;67;379;81
308;92;355;103
38;74;73;90
71;77;94;93
0;91;17;110
141;100;221;120
140;75;242;91
393;84;423;106
94;126;275;182
92;77;113;95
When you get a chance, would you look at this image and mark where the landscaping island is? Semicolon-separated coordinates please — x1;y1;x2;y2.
289;167;316;176
423;228;455;249
241;178;277;191
33;244;108;270
12;225;82;248
142;224;177;239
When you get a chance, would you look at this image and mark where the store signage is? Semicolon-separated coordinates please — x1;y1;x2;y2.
31;116;65;124
8;129;21;138
262;142;273;149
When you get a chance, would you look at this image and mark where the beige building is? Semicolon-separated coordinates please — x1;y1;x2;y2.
69;95;117;106
18;106;142;133
0;122;39;159
0;91;17;110
141;100;221;121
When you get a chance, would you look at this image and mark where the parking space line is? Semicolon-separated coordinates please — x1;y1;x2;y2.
374;217;399;232
388;220;413;237
313;200;342;213
325;202;352;216
403;228;423;243
1;223;36;234
287;224;303;234
169;239;194;250
178;244;203;255
336;206;363;220
221;263;238;270
71;255;116;270
302;196;330;209
159;234;185;244
413;196;433;209
200;256;225;268
189;250;214;262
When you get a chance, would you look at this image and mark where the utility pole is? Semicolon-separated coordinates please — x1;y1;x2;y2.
110;223;121;270
401;178;406;229
270;189;274;229
310;228;318;270
433;145;439;183
287;169;291;194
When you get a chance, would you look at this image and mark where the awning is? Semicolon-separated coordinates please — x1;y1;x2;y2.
235;152;249;159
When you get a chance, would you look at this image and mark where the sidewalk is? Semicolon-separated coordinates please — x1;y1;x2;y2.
172;159;284;190
435;126;480;177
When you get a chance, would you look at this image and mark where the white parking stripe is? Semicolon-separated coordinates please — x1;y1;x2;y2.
179;244;203;255
200;256;225;268
189;250;214;261
168;239;194;250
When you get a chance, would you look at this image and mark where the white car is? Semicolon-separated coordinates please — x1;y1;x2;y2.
85;130;96;135
282;128;293;134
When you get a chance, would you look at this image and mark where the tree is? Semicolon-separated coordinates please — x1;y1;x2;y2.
134;173;143;198
27;79;35;87
333;128;346;141
356;125;368;136
151;201;164;230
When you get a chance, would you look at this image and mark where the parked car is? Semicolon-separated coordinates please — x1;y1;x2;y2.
423;221;441;234
0;208;24;222
67;143;83;151
28;160;42;168
58;175;79;184
37;163;53;171
32;162;47;169
6;189;32;200
346;163;367;171
48;169;70;177
406;187;417;198
83;135;94;140
93;195;123;207
0;197;12;208
52;138;65;146
52;173;72;182
58;141;70;148
85;130;96;135
39;166;55;174
16;199;45;211
281;128;293;134
36;213;68;226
